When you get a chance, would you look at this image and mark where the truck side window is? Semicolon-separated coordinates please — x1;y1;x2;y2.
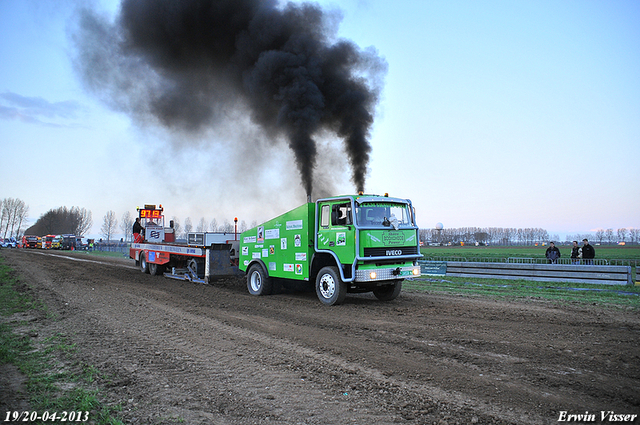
331;203;352;226
321;205;330;228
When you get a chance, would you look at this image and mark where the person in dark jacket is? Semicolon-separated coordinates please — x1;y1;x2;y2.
581;239;595;265
545;242;561;264
570;240;581;264
133;218;144;243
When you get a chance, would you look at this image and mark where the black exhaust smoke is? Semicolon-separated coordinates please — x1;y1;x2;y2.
73;0;387;197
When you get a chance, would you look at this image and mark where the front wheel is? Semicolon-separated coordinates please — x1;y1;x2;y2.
316;266;347;306
373;280;403;301
247;263;272;296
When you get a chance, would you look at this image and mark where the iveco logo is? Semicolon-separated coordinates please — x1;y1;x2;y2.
386;250;402;256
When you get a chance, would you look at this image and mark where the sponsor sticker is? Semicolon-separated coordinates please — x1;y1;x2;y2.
294;234;302;247
265;228;279;239
281;237;287;250
295;264;303;275
244;236;257;244
252;252;261;259
383;231;405;246
242;246;248;256
269;262;277;271
257;226;264;242
262;249;269;258
286;219;303;230
284;264;294;272
295;253;307;261
336;232;346;246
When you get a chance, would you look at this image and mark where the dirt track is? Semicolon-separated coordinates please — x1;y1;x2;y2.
1;249;639;424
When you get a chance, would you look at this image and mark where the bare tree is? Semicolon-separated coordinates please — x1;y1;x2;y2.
14;202;29;237
73;207;93;236
239;220;247;233
1;198;28;238
209;218;218;232
605;228;614;244
617;228;628;243
121;211;134;242
220;219;233;233
183;217;193;238
196;217;207;232
100;210;118;241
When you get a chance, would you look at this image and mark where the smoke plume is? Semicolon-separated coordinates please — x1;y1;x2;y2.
73;0;386;197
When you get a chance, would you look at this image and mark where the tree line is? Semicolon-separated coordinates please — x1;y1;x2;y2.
4;198;638;245
420;226;640;246
24;206;93;237
100;210;257;242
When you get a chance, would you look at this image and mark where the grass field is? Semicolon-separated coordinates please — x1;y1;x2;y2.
410;245;640;309
404;276;640;309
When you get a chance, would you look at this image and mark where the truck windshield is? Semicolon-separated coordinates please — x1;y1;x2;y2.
355;203;413;228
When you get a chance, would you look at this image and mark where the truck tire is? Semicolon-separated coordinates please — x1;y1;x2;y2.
140;252;150;274
149;262;165;276
316;266;347;306
187;258;205;278
373;280;403;301
247;263;272;296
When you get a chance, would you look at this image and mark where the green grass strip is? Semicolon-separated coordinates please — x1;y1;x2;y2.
0;256;124;425
404;276;640;309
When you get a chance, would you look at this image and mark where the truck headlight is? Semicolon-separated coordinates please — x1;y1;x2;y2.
369;271;377;280
412;268;420;276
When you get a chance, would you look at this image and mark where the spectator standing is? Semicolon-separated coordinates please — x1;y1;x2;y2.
570;241;581;265
582;239;595;265
545;242;561;264
133;217;144;243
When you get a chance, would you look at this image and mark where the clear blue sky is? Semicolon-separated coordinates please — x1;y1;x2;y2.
1;0;638;240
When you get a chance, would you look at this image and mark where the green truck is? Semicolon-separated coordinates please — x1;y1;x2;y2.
239;194;422;305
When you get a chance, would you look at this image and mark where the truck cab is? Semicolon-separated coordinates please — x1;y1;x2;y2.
313;194;421;303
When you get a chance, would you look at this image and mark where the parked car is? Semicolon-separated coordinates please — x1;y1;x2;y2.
1;238;18;248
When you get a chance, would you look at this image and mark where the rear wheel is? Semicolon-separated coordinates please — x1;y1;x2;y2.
247;263;272;295
316;266;347;306
187;258;205;279
139;251;149;274
373;280;403;301
149;262;165;276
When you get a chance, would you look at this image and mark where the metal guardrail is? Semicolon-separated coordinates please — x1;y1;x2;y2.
507;257;610;265
89;242;130;255
443;262;633;285
420;257;638;283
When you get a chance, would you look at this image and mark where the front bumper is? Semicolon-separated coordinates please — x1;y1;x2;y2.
355;265;421;282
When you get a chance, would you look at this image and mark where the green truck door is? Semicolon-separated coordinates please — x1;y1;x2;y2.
316;200;356;266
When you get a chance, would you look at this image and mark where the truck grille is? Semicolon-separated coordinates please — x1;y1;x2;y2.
363;246;419;257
